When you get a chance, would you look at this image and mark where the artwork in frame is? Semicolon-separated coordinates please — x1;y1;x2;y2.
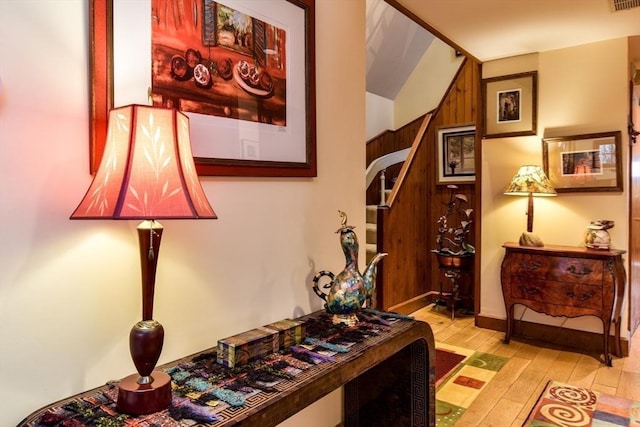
437;125;476;184
89;0;316;177
482;71;537;138
542;131;622;193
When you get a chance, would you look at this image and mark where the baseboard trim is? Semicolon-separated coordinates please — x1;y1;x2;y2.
387;301;630;358
386;292;439;315
475;314;629;357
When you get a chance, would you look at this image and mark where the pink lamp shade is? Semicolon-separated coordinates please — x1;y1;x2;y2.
70;104;216;415
71;104;216;220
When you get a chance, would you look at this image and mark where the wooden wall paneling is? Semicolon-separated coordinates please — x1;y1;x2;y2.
366;115;427;205
472;61;482;319
378;129;430;309
427;62;479;311
627;34;640;337
377;59;480;310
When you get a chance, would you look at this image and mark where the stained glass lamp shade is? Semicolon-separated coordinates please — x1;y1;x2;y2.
504;165;556;246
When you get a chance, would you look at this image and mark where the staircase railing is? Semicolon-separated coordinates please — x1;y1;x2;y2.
381;114;431;208
365;148;411;205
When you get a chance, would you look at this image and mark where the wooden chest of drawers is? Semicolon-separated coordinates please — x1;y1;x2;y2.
501;243;626;366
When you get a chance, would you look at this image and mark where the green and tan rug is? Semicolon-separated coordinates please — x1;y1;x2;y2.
435;343;509;426
524;380;640;426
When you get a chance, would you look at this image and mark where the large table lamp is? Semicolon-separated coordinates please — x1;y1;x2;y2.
504;165;556;247
71;105;217;414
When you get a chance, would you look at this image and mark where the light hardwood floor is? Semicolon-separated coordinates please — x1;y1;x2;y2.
411;305;640;427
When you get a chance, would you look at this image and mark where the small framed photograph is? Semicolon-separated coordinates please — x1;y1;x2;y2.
482;71;537;138
437;124;476;184
542;131;622;193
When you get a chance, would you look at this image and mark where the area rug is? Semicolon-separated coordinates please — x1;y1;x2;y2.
436;347;466;386
435;343;509;427
523;380;640;426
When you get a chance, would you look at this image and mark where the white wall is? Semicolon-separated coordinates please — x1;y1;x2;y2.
0;1;364;425
366;91;394;140
481;40;630;334
394;37;463;127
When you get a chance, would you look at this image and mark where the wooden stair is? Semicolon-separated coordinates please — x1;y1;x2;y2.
365;205;378;264
365;189;392;263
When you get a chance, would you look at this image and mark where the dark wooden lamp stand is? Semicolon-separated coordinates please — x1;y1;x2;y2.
117;221;172;415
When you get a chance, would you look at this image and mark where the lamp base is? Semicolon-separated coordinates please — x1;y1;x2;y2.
519;231;544;247
116;371;172;415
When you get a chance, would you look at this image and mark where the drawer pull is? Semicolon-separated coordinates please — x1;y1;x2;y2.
578;293;592;301
518;261;542;271
519;284;541;295
566;265;592;277
566;290;593;301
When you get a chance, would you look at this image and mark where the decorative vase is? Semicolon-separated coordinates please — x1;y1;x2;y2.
584;220;614;250
312;211;387;325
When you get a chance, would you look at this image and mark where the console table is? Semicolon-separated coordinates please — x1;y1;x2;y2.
501;243;626;366
19;311;435;426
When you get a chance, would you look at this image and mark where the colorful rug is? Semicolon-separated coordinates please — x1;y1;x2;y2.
524;380;640;426
435;348;466;387
435;343;509;426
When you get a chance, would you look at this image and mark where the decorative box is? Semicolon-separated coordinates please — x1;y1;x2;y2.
259;318;306;350
217;328;279;368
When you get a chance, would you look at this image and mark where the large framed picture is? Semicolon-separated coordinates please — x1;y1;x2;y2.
89;0;316;177
482;71;537;138
542;131;622;193
437;124;476;184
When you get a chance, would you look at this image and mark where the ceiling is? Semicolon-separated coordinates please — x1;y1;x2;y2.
366;0;435;99
367;0;640;100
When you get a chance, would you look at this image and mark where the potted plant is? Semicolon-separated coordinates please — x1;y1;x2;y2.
433;184;474;265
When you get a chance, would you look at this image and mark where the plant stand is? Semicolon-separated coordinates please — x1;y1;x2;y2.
435;253;474;320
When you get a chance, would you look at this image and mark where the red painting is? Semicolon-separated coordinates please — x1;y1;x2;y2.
151;0;287;126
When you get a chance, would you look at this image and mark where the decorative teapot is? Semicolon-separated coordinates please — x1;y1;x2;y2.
312;211;387;325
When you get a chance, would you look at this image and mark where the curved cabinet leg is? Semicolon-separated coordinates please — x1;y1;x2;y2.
602;319;612;367
613;315;622;357
503;304;513;344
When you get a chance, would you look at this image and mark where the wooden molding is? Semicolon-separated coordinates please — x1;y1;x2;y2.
476;314;629;358
388;293;436;315
388;299;630;359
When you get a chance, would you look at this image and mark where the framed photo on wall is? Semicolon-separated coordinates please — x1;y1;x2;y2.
482;71;537;138
542;131;622;193
89;0;316;177
437;124;476;184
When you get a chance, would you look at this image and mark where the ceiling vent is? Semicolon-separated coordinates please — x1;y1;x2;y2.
611;0;640;11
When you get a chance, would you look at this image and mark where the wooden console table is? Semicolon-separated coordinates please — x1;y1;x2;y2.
501;243;626;366
19;311;435;426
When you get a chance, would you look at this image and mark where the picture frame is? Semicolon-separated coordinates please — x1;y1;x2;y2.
482;71;537;138
542;131;622;193
437;124;476;184
89;0;316;177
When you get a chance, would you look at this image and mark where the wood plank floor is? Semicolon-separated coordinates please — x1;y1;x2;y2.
411;305;640;427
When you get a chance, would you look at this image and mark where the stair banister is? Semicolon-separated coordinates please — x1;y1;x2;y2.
367;150;408;206
365;148;411;189
380;170;386;205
